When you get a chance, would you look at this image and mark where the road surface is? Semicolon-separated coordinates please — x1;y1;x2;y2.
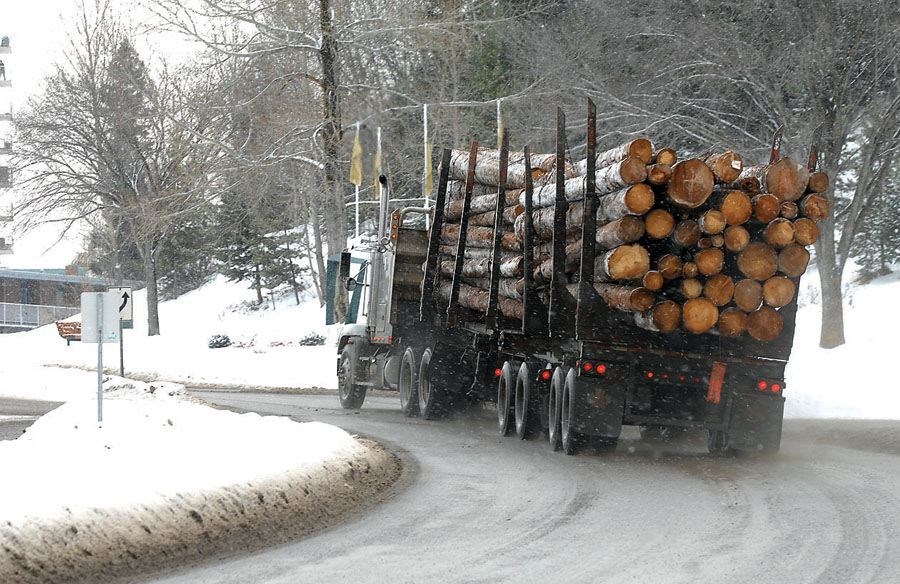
146;390;900;584
0;398;62;441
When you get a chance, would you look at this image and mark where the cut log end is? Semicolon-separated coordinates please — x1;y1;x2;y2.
673;219;701;248
718;308;748;337
734;279;764;312
623;183;655;215
658;254;684;280
646;163;673;186
807;171;830;194
642;270;665;291
746;306;784;342
780;201;799;220
680;278;703;299
704;274;735;307
699;209;727;235
738;242;778;281
705;150;744;183
763;276;797;308
753;194;782;224
667;158;715;208
793;218;820;246
652;300;682;333
800;193;829;221
764;218;796;248
724;225;751;253
778;244;811;278
653;148;678;166
682;298;719;334
645;209;676;239
600;244;650;281
682;261;699;279
695;248;725;276
719;190;753;225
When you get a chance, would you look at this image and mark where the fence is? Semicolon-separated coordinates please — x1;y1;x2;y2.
0;302;79;330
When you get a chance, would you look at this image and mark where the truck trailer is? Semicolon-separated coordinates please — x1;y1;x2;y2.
331;101;815;456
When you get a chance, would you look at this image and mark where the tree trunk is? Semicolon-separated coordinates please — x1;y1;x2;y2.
307;198;328;306
143;241;160;336
253;264;263;304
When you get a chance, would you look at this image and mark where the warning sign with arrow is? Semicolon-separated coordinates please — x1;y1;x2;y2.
108;286;133;329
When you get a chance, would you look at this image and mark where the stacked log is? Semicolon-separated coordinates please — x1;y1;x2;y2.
433;140;829;342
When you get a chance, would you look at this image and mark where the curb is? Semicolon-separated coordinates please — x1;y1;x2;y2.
0;439;401;583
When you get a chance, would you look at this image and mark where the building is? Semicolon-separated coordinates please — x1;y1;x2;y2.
0;266;123;332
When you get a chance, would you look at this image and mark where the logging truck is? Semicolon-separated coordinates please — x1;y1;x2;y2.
330;103;824;456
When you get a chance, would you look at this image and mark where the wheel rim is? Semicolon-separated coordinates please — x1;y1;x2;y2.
339;357;352;400
515;377;525;427
561;380;570;441
400;362;412;407
498;377;509;428
420;361;431;408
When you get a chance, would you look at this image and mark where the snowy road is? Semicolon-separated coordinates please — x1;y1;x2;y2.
146;391;900;584
0;398;61;440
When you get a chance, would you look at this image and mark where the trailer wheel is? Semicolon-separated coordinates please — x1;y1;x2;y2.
418;347;447;420
399;346;420;418
547;366;567;451
337;343;367;410
514;362;541;440
560;369;588;455
497;361;516;436
707;429;737;457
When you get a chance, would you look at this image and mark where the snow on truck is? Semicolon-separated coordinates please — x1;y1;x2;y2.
329;100;829;456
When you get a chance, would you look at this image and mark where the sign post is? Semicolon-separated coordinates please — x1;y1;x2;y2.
108;287;133;376
81;292;120;424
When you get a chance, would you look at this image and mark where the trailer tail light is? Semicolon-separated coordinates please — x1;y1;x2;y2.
646;371;655;380
596;363;607;375
771;383;782;393
757;380;769;391
494;367;503;378
540;369;552;382
578;361;607;376
583;362;594;373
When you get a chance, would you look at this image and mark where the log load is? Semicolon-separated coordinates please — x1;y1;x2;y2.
521;159;649;208
574;138;653;174
595;245;650;281
720;176;761;194
746;306;784;342
717;308;748;337
658;254;683;280
447;189;521;219
466;277;523;300
724;225;750;252
515;184;654;237
777;244;810;278
438;280;524;319
566;283;656;313
733;279;764;312
518;197;649;242
683;298;719;334
739;157;807;202
667;159;715;208
642;271;665;291
439;245;521;261
793;218;820;246
444;180;496;200
738;242;778;281
800;194;829;221
762;276;796;308
653;148;678;167
695;248;725;276
699;209;727;235
635;300;682;333
682;262;699;279
806;171;830;194
645;209;676;239
704;274;735;306
705;150;744;183
763;218;795;248
439;257;523;279
679;278;703;299
447;148;558;189
441;224;521;251
715;190;753;225
673;220;701;248
646;163;673;186
752;194;782;224
780;201;799;220
467;205;522;227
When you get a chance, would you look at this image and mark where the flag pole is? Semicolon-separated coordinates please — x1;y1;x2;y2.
423;103;431;230
354;121;360;238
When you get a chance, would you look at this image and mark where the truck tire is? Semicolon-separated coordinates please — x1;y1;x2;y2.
418;347;447;420
497;361;516;436
514;362;541;440
399;346;420;418
561;368;588;455
338;343;367;410
547;366;567;451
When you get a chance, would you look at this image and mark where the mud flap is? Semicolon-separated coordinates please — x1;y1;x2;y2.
727;392;784;451
573;375;625;439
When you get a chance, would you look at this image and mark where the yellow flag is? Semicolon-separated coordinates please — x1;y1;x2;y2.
423;141;432;197
349;124;362;186
373;127;382;199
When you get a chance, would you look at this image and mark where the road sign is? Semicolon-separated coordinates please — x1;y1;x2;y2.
81;292;120;343
108;286;133;328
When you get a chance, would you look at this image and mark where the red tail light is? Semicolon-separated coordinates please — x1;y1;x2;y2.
757;380;769;391
494;367;503;378
596;363;607;375
646;371;655;380
771;383;782;393
540;370;552;381
583;362;594;373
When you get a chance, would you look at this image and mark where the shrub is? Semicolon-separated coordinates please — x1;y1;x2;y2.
298;332;326;346
208;334;232;349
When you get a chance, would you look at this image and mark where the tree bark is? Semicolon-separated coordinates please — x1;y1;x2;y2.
438;280;523;319
440;256;523;279
666;158;715;208
466;277;523;300
574;138;653;174
143;241;160;336
521;158;648;208
448;148;556;189
441;224;520;251
467;205;522;227
447;189;520;219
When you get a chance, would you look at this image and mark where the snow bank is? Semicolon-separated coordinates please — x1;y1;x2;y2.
0;377;400;583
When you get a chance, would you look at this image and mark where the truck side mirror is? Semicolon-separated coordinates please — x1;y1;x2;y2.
344;277;357;292
339;250;351;279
